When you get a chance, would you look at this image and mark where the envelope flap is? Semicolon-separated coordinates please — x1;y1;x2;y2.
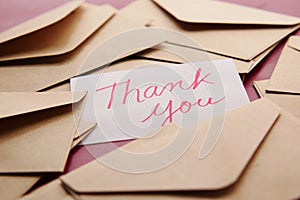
74;120;97;139
152;0;300;25
0;0;83;44
0;3;116;61
61;99;279;193
0;92;86;119
288;36;300;51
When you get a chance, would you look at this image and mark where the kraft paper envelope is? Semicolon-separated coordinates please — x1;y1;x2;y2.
0;3;116;61
61;99;279;193
0;0;83;44
0;12;165;92
45;82;71;92
78;110;300;200
254;79;300;119
0;120;95;200
20;179;73;200
0;175;41;200
44;58;170;93
267;36;300;94
120;0;300;73
72;120;97;148
253;80;269;97
24;103;300;200
136;42;277;74
73;120;96;139
0;92;86;173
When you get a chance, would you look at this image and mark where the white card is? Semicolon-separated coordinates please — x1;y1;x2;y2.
71;59;249;145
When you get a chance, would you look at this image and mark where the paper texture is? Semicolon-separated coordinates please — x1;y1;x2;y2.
0;12;162;92
254;79;300;119
0;0;83;44
61;98;279;192
0;92;86;172
71;59;249;145
0;175;41;200
120;0;300;72
0;3;116;61
267;36;300;94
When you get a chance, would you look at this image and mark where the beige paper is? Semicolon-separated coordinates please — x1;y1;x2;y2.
0;0;83;44
253;80;269;97
137;42;278;74
73;103;300;200
72;121;97;148
61;99;279;193
44;58;171;92
20;179;73;200
29;104;300;200
44;82;71;92
0;92;86;173
153;0;300;25
254;80;300;119
0;10;164;92
0;175;41;200
0;3;116;61
267;36;300;94
120;0;299;73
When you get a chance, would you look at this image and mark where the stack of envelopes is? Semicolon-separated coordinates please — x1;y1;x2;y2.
254;36;300;119
0;0;300;199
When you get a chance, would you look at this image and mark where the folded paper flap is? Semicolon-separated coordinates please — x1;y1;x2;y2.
253;80;269;97
0;92;86;119
196;98;280;189
20;179;72;200
266;36;300;94
0;175;41;200
74;120;97;139
72;126;96;149
288;36;300;51
0;0;83;44
0;3;116;61
152;0;300;25
61;99;279;193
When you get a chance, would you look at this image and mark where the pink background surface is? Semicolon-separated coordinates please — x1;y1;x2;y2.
1;0;299;175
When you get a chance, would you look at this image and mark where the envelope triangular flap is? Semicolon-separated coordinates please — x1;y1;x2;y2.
0;92;86;119
266;36;300;94
152;0;300;25
288;36;300;51
0;3;116;61
0;0;83;44
0;175;41;200
61;99;279;193
74;120;97;139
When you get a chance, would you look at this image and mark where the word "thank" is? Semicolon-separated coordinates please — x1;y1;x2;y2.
95;68;225;126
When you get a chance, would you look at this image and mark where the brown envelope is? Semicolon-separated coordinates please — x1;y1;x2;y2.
0;92;86;173
24;102;300;200
253;79;269;97
120;0;300;73
266;36;300;94
43;58;171;93
60;99;279;193
136;42;277;74
73;120;96;139
0;0;83;44
254;79;300;119
20;179;73;200
72;120;97;148
65;109;300;200
45;82;71;92
0;10;164;92
0;175;41;200
0;120;94;200
0;3;116;61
